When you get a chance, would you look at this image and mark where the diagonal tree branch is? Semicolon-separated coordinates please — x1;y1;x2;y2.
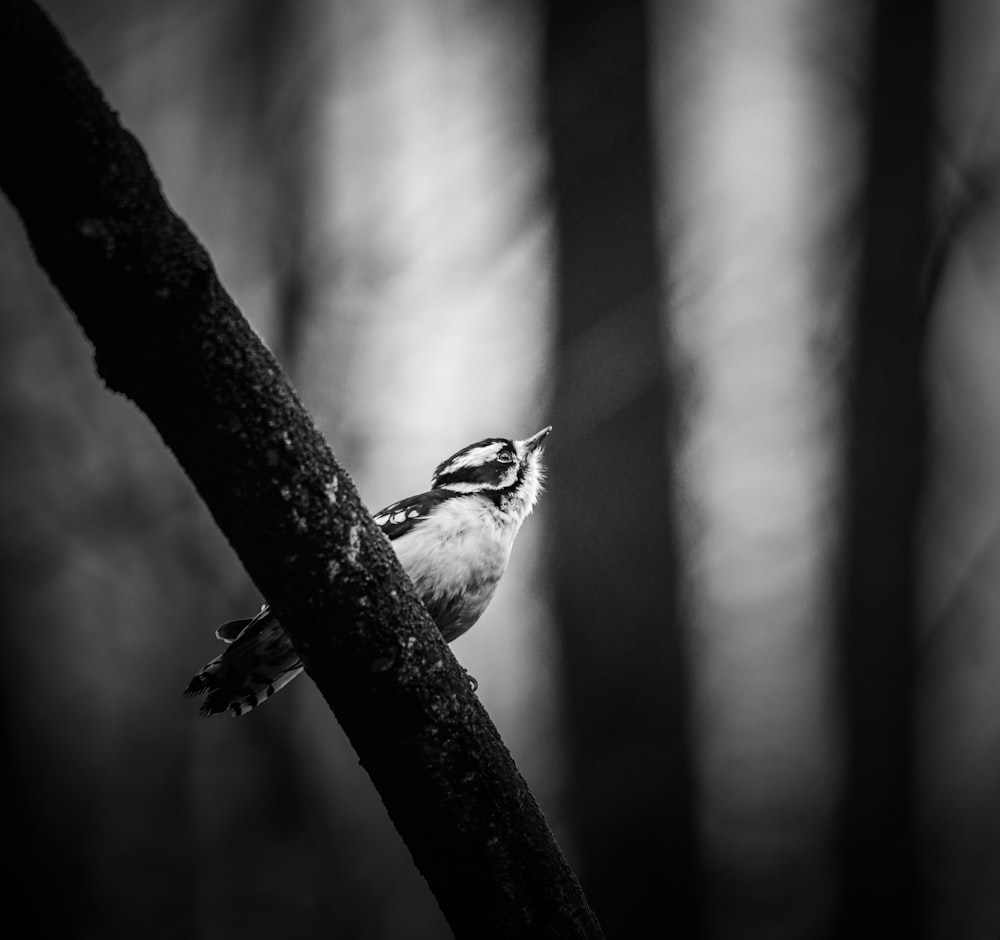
0;2;603;937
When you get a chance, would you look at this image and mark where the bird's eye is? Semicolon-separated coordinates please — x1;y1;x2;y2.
497;451;515;464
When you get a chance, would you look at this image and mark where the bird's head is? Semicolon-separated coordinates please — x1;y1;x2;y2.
431;426;551;518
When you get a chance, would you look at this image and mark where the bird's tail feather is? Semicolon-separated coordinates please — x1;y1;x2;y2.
184;607;303;717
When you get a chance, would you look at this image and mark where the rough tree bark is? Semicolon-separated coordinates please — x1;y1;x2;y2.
0;2;603;937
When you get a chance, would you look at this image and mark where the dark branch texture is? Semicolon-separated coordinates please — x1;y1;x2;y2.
0;2;603;937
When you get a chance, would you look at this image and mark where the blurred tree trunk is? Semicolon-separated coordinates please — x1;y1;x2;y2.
543;2;700;936
232;0;325;373
836;1;939;936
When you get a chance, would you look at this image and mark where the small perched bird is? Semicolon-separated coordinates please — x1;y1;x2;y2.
185;426;551;717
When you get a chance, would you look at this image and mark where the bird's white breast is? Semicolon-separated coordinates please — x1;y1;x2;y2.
392;498;512;595
390;497;516;637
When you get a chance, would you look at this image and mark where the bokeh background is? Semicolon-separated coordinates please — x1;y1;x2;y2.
3;1;1000;938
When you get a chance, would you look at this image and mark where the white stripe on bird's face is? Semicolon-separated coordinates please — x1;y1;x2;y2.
436;441;506;476
432;475;516;494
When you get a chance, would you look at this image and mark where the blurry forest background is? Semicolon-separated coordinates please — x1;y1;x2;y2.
3;0;1000;938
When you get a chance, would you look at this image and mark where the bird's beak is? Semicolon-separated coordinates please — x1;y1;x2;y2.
522;426;552;453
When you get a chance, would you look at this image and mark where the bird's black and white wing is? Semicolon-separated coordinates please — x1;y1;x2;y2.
373;490;461;541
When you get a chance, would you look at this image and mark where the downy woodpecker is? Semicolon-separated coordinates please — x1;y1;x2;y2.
185;426;551;716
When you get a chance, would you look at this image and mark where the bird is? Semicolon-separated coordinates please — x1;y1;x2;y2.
184;426;551;717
